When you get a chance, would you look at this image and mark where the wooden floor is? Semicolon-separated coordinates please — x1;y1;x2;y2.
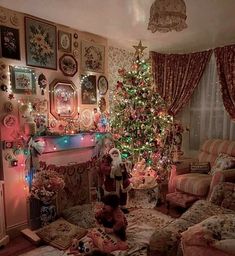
0;236;37;256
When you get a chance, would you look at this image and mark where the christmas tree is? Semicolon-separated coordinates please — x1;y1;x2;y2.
110;41;173;179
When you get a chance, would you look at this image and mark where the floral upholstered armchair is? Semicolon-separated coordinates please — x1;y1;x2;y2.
148;182;235;256
181;182;235;256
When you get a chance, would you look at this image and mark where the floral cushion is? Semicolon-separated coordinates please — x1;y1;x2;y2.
36;218;87;250
181;214;235;256
181;200;233;225
210;153;235;175
210;182;235;211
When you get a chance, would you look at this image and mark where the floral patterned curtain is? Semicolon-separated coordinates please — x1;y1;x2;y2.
151;50;212;116
214;45;235;120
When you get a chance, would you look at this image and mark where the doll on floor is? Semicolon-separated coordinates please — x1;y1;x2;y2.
95;194;127;241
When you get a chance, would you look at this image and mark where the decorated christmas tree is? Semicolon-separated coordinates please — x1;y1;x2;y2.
110;41;173;180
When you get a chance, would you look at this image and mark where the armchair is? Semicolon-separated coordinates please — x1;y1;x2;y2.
148;182;235;256
168;139;235;198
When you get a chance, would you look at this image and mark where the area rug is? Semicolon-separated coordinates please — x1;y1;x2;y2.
19;208;173;256
19;245;65;256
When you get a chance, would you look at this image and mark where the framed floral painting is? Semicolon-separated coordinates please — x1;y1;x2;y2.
9;66;36;94
49;79;78;120
81;75;97;104
58;30;71;53
25;17;57;70
0;25;20;60
81;41;105;73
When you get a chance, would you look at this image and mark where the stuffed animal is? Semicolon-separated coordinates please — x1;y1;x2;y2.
70;237;93;255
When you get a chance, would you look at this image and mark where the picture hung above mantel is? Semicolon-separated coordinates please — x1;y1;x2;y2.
9;65;36;94
81;40;105;73
49;79;78;120
59;54;78;77
25;16;57;70
0;25;20;60
98;75;108;95
58;30;72;53
81;75;97;104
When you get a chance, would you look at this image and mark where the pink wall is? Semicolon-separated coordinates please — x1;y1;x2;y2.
0;5;108;233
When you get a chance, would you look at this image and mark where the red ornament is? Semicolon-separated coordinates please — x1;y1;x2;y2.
116;81;123;90
8;93;14;100
118;68;126;76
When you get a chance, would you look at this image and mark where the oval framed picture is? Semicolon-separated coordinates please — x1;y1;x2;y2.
80;108;93;129
59;54;78;77
58;30;72;53
98;75;108;95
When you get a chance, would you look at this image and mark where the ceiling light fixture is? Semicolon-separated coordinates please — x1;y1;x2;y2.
148;0;187;33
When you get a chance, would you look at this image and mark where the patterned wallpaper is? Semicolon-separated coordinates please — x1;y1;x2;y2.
108;46;134;103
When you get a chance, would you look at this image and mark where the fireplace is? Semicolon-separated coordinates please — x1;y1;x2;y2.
28;133;100;229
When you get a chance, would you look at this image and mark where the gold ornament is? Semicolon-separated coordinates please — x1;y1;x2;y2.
133;41;147;58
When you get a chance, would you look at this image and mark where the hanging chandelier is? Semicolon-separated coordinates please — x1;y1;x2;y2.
147;0;187;33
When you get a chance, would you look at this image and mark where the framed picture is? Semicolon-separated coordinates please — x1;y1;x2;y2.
9;66;36;94
98;75;108;95
59;54;78;77
58;30;71;52
80;108;93;130
0;25;20;60
81;41;105;73
25;17;57;70
49;79;78;120
81;75;97;104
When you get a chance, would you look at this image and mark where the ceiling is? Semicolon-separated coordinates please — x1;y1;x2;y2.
1;0;235;53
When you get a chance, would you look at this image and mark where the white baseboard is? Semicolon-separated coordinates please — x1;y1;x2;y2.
7;221;28;239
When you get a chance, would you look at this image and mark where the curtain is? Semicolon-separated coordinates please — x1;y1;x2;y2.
186;53;235;150
151;50;212;116
214;45;235;120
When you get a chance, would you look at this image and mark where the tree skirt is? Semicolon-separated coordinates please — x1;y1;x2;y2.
20;208;173;256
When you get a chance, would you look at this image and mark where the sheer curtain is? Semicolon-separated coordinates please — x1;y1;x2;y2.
181;53;235;152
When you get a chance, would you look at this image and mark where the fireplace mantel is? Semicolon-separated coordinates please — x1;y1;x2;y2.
36;132;107;154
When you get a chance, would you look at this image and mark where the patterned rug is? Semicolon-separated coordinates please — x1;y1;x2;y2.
19;208;173;256
19;245;65;256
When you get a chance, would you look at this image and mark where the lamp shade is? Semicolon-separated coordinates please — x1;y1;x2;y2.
148;0;187;33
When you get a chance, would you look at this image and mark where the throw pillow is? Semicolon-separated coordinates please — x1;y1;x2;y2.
87;228;128;253
190;162;210;174
209;153;235;175
36;218;87;250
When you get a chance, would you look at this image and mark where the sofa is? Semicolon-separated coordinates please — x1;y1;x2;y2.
148;182;235;256
168;139;235;198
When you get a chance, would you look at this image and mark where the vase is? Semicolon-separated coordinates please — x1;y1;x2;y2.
40;201;57;226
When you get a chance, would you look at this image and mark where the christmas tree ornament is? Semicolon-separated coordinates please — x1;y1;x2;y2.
1;84;8;91
133;41;147;58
